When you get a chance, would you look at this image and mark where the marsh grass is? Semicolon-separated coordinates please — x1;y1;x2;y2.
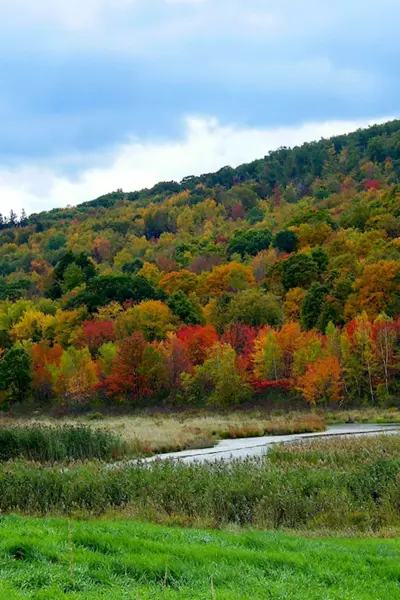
0;412;327;457
0;435;398;532
0;425;126;462
325;407;400;425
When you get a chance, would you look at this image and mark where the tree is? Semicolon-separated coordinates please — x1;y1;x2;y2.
167;291;203;326
273;230;299;253
67;275;161;312
346;260;400;318
122;259;144;275
11;310;56;343
284;288;306;321
177;325;218;365
203;262;256;295
58;347;99;405
221;324;257;371
282;254;319;291
122;300;175;342
159;270;198;295
62;263;85;292
100;333;155;403
31;342;63;402
228;229;272;258
185;343;251;408
253;329;283;381
371;314;399;397
300;284;328;330
160;333;192;398
296;356;343;406
0;347;32;404
54;251;96;284
311;247;329;272
225;289;283;328
81;320;115;356
341;313;377;403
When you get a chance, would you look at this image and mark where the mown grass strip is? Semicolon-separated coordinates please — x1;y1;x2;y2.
0;517;399;599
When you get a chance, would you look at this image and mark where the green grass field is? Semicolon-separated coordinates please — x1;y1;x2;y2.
0;517;399;599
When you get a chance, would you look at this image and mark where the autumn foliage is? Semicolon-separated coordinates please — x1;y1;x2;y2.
0;120;400;408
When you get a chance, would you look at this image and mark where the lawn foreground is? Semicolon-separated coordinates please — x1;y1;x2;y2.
0;517;399;599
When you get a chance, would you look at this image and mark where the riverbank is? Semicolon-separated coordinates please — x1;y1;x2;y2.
0;407;398;457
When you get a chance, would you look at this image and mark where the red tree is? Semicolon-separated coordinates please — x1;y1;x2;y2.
100;333;153;402
81;320;115;355
221;324;257;370
177;325;218;365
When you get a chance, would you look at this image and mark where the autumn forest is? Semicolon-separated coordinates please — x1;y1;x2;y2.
1;120;400;410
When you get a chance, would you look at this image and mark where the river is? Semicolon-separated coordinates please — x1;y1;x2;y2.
145;423;400;464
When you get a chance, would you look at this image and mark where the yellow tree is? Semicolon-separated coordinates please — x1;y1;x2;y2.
346;260;400;318
116;301;176;342
202;262;256;296
253;329;282;381
284;288;306;321
159;270;199;295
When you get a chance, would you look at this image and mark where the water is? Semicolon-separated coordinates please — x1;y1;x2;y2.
146;423;400;464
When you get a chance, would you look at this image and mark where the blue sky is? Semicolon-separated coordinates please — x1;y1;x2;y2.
0;0;398;214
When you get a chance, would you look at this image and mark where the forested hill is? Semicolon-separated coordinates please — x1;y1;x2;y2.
22;117;400;225
0;120;400;409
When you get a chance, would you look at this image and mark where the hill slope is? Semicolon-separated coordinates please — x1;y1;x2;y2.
0;120;399;409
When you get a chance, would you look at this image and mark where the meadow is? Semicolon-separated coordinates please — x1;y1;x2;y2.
0;516;399;599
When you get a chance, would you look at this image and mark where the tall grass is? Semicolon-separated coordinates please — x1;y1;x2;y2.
0;425;126;462
0;434;398;531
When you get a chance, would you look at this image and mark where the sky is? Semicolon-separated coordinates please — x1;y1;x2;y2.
0;0;399;215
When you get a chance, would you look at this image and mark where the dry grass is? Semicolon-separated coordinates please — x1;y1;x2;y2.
0;412;326;456
325;407;400;425
0;407;397;457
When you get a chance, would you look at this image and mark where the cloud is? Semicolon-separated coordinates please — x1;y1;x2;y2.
0;0;399;182
0;115;392;216
0;0;139;29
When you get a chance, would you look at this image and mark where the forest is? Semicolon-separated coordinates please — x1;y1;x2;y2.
0;119;400;410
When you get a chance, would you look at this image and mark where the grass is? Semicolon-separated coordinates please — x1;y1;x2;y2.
0;425;126;463
1;407;398;458
325;407;400;425
0;435;399;532
0;516;399;599
0;413;327;457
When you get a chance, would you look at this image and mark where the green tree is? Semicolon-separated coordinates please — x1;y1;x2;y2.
167;291;203;326
228;229;272;258
0;347;32;404
185;343;251;408
62;263;85;292
282;254;319;291
300;283;328;330
273;230;299;253
226;289;283;328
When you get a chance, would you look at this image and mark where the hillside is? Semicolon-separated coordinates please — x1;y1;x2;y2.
0;120;400;409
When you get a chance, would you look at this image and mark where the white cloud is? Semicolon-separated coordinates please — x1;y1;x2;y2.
0;115;393;216
0;0;138;29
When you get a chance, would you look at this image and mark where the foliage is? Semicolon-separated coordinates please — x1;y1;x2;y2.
0;347;32;404
1;120;400;409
